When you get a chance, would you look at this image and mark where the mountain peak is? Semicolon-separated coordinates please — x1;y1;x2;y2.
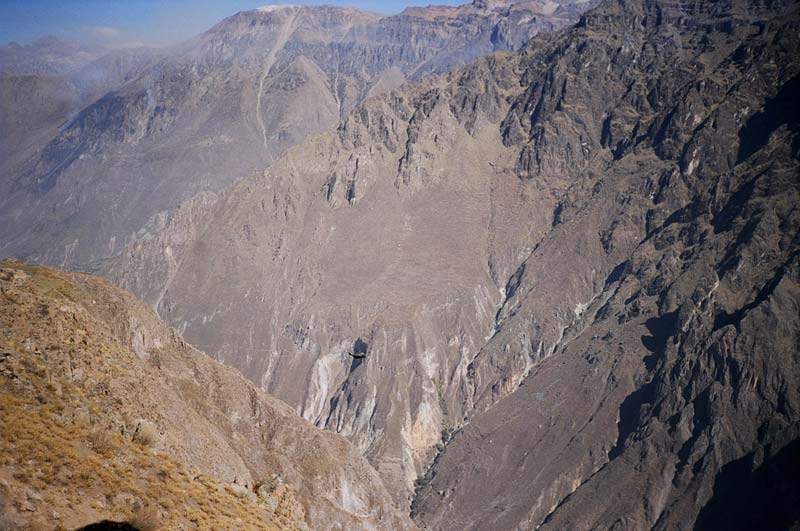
255;3;301;11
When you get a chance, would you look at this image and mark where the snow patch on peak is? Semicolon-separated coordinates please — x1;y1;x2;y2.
256;4;299;12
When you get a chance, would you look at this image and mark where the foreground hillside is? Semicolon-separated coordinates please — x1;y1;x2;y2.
106;0;800;525
0;260;415;530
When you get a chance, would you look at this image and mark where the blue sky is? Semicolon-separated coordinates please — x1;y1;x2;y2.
0;0;465;48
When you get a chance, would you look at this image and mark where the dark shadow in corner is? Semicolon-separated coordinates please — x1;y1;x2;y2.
737;73;800;163
74;522;141;531
694;438;800;530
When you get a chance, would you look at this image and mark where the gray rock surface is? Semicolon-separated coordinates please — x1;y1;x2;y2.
3;0;797;527
412;0;800;528
0;44;157;192
105;0;800;525
0;0;591;268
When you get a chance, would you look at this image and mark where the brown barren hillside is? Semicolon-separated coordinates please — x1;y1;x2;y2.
0;260;415;530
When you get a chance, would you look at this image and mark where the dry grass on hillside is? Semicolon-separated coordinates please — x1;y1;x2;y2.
0;261;282;530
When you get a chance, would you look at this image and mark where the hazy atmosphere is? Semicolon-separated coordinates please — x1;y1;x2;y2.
0;0;465;47
1;0;797;529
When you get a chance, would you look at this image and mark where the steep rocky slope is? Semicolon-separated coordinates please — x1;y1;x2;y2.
413;0;800;527
0;45;157;195
0;0;592;269
105;0;800;523
0;260;416;530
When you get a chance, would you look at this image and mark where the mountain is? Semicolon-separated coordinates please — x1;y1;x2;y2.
0;259;415;530
408;0;800;526
0;37;107;76
0;44;158;198
104;0;800;524
0;0;593;269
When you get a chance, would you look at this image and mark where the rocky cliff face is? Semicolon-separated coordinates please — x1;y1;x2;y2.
0;1;591;269
105;0;800;525
0;260;415;530
0;43;156;196
414;0;800;527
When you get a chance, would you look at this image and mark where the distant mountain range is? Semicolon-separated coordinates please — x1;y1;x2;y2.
0;37;108;76
0;38;159;208
0;0;592;268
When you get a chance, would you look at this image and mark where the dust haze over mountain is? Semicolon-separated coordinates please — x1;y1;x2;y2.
0;38;160;179
0;1;485;52
0;0;592;269
2;0;799;530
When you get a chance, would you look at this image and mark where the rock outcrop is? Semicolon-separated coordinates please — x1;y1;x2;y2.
0;260;416;530
105;0;800;525
412;0;800;528
0;0;591;268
